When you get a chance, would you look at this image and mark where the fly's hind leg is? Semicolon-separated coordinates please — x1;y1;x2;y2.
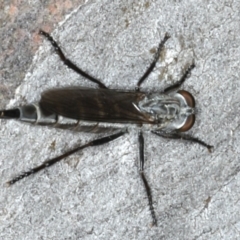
7;130;126;186
39;30;107;89
138;131;157;226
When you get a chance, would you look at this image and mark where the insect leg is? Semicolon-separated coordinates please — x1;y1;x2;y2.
39;30;107;89
6;130;126;186
152;131;213;153
163;63;195;93
138;131;157;226
136;33;170;90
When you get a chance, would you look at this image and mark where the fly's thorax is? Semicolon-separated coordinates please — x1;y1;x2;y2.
137;91;195;131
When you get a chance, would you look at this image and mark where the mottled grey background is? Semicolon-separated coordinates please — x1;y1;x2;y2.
0;0;240;239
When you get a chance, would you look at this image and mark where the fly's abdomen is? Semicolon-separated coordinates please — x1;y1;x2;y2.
0;104;57;124
39;87;153;124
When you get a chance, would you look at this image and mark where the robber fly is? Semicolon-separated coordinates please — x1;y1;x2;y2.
1;30;213;226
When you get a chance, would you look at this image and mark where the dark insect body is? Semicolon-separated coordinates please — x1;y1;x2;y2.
1;30;213;226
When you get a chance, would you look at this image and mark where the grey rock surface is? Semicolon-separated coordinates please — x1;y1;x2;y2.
0;1;239;239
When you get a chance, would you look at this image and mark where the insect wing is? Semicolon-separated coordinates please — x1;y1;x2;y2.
39;87;151;123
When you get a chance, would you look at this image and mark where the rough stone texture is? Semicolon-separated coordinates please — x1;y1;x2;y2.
0;0;240;239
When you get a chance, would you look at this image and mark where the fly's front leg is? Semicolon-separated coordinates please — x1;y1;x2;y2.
39;30;107;89
136;33;170;90
7;130;126;186
138;131;157;226
152;130;213;152
163;63;195;93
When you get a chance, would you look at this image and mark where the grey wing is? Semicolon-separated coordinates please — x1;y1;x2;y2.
39;87;153;123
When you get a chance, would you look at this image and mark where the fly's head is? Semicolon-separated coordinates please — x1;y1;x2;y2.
164;90;196;132
137;90;196;132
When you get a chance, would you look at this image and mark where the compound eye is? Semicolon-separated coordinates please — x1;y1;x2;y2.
178;114;195;132
177;90;195;108
177;90;195;132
